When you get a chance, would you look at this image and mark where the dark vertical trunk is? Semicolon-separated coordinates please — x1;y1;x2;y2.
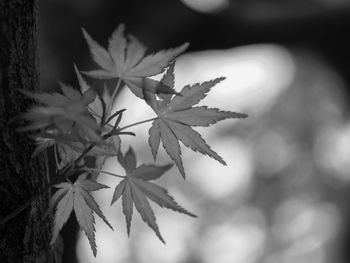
0;1;61;262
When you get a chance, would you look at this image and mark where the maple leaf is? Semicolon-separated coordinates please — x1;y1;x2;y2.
74;64;117;121
50;175;112;256
143;63;248;177
74;64;105;117
19;81;103;143
111;147;196;242
81;24;188;98
56;135;120;168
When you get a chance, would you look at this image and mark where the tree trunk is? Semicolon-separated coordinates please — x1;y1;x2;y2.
0;1;61;262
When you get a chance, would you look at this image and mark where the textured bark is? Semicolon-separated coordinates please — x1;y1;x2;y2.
0;1;61;262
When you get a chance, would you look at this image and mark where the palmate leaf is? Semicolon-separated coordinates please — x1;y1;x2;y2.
143;64;248;178
111;148;196;242
74;64;117;120
50;175;112;256
81;24;188;98
19;79;103;144
58;134;120;158
74;64;104;116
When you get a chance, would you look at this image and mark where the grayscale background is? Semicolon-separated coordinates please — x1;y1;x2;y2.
39;1;350;262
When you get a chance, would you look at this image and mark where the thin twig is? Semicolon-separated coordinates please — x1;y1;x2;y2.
83;168;125;178
105;109;125;126
118;117;157;132
107;78;122;115
111;78;122;103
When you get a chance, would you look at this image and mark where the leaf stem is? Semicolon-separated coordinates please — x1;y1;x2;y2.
118;117;157;132
105;109;125;127
88;107;116;131
83;168;125;178
107;77;122;115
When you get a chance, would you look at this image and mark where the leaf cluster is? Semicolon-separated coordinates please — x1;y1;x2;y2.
16;24;247;256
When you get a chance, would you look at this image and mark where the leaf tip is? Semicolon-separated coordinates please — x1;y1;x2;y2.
80;70;90;76
159;234;166;244
228;111;249;120
216;76;226;83
81;28;91;43
177;164;186;179
180;171;186;180
110;197;118;206
107;222;114;231
177;42;190;53
73;63;81;77
183;42;190;50
118;23;126;32
15;88;28;96
81;27;88;36
154;230;166;244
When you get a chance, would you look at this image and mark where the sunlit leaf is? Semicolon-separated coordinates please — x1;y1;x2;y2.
111;148;196;242
144;64;248;177
82;24;188;98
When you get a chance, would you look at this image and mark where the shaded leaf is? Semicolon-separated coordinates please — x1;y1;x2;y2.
51;183;73;244
126;43;189;77
50;176;111;256
82;28;115;71
19;81;102;143
73;189;97;256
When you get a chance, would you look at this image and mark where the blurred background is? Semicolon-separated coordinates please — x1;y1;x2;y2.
39;0;350;262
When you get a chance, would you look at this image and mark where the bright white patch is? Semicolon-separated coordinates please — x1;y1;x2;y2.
175;45;295;115
273;197;340;243
189;137;254;200
255;129;296;176
136;213;196;263
314;122;350;182
270;197;341;263
180;0;229;13
198;207;266;263
76;222;129;263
